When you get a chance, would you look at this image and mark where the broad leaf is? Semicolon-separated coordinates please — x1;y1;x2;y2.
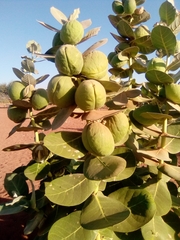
164;122;180;154
158;163;180;181
151;25;176;56
80;191;130;229
48;211;96;240
83;155;126;180
45;174;99;206
141;216;177;240
0;196;29;215
44;131;87;160
143;178;172;216
159;1;176;25
12;67;25;79
109;187;156;232
167;53;180;71
21;59;35;73
169;14;180;35
24;162;50;181
82;109;121;121
98;228;120;240
131;9;150;26
145;70;174;84
117;19;135;39
115;229;144;240
4;173;29;198
50;7;68;24
137;148;171;161
132;35;155;54
21;73;36;86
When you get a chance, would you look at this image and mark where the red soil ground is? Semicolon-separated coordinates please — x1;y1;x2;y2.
0;104;85;240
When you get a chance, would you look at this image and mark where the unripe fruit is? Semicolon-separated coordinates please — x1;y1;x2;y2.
123;0;136;14
147;58;166;72
7;105;27;123
55;44;83;76
112;1;124;14
165;83;180;104
75;80;106;111
47;75;76;108
134;25;149;39
60;20;84;45
82;122;115;156
8;81;25;101
31;88;49;110
81;50;108;80
105;112;129;145
133;104;160;126
52;31;64;47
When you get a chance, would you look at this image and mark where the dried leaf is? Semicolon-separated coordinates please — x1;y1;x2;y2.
79;27;101;44
50;6;68;25
69;8;80;21
110;32;126;43
137;148;171;161
81;19;92;29
7;123;22;138
36;20;59;32
83;38;108;56
82;110;121;121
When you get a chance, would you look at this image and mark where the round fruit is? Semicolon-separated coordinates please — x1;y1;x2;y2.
147;58;166;72
7;105;27;123
31;88;49;110
8;81;25;101
105;112;129;145
55;44;83;76
60;20;84;45
112;1;124;14
165;83;180;104
134;25;149;39
133;104;160;126
52;31;64;47
47;75;76;108
123;0;136;14
81;50;108;80
75;80;106;111
82;121;115;156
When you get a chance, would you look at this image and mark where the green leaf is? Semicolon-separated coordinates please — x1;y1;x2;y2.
143;179;172;216
12;67;25;80
169;14;180;35
116;19;135;39
44;131;87;160
98;228;120;240
141;216;177;240
151;25;176;56
26;40;41;53
24;162;50;181
158;163;180;181
132;35;155;54
167;53;180;71
131;10;150;26
164;122;180;154
109;187;156;232
0;196;29;215
24;211;44;235
118;46;139;59
159;1;176;25
80;191;130;229
21;59;35;73
48;211;96;240
83;155;126;180
21;73;36;86
115;229;144;240
145;70;174;84
4;173;29;198
45;174;99;206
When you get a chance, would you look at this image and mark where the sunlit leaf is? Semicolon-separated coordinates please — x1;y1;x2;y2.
109;187;156;232
131;10;150;25
48;211;96;240
137;148;171;161
83;155;126;180
37;20;59;32
82;109;121;121
50;7;68;25
80;27;101;44
45;174;99;206
68;8;80;21
24;162;50;181
145;70;174;84
117;19;135;39
4;173;29;198
80;191;130;229
159;1;176;25
151;25;176;56
44;131;87;159
80;19;92;29
83;38;108;56
164;122;180;154
98;228;120;240
158;163;180;181
169;14;180;35
21;73;36;85
0;196;29;215
3;142;38;152
132;35;155;54
108;15;120;29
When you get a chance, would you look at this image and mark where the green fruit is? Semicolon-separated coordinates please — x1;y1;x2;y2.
55;44;83;76
31;88;49;110
165;83;180;104
105;112;129;145
123;0;136;14
81;50;108;80
134;25;149;39
7;105;27;123
147;58;166;72
75;80;106;111
47;75;76;108
112;1;124;14
52;31;64;47
8;81;25;101
133;104;160;126
82;121;115;156
60;20;84;45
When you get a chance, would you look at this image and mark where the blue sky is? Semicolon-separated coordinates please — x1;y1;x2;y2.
1;0;180;88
